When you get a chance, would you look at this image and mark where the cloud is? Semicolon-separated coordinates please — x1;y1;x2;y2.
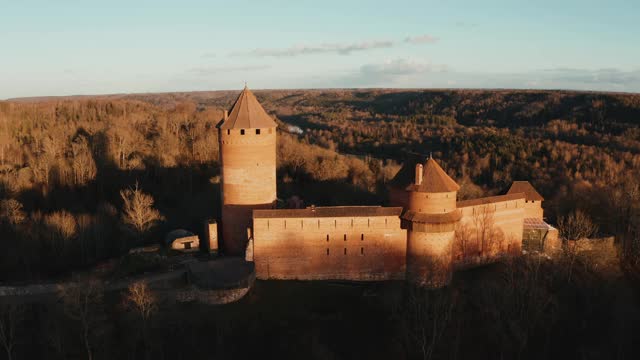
541;68;640;86
340;58;448;86
201;52;217;59
187;65;271;76
360;59;447;77
233;40;394;57
232;34;438;57
404;34;439;44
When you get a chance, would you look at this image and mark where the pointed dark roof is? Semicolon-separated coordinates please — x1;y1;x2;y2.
218;86;277;129
507;181;544;201
417;158;460;192
390;157;460;193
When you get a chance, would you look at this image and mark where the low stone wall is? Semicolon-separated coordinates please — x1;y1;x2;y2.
0;258;255;305
172;286;251;305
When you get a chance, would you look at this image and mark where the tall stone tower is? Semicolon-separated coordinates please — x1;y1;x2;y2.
394;158;461;287
217;86;277;255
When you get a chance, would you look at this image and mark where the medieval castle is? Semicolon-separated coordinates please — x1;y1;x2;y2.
215;86;557;288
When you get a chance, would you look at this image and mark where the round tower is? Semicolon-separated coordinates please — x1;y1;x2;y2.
218;86;277;255
401;158;461;287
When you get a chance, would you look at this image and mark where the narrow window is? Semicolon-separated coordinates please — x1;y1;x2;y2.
334;219;337;227
343;234;347;241
240;129;245;135
227;129;230;135
326;248;329;256
284;220;287;229
318;219;320;228
267;220;270;229
351;219;354;227
301;220;304;228
385;218;388;227
361;247;364;255
326;234;329;242
344;248;347;255
367;218;370;227
361;234;364;241
256;129;261;135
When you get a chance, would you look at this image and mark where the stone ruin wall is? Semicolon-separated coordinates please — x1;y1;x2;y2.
454;198;525;267
252;215;407;281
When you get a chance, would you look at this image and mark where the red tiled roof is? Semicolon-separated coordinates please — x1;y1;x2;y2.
401;209;462;224
218;86;277;129
523;217;554;230
253;206;402;219
507;181;544;201
457;193;525;208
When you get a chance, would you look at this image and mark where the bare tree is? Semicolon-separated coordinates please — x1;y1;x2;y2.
393;287;455;360
120;183;164;243
58;280;104;360
0;199;25;225
124;281;158;324
472;204;496;257
0;304;24;360
454;223;473;264
123;280;158;358
557;210;598;282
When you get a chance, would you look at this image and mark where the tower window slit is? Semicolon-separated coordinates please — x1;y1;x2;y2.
343;234;346;241
256;129;261;135
227;129;230;135
326;248;329;256
326;234;329;242
361;234;364;241
361;247;364;255
240;129;245;135
344;248;347;255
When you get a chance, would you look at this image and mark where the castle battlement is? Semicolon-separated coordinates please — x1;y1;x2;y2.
218;87;555;288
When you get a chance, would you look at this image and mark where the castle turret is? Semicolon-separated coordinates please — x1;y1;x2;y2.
395;157;461;287
218;86;277;255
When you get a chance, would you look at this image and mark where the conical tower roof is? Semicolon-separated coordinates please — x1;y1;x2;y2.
390;156;460;193
417;158;460;192
218;86;277;129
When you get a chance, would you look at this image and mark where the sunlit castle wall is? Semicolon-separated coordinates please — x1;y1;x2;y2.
403;162;460;288
219;125;277;255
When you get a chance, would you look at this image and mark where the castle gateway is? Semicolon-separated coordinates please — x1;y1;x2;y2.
218;87;557;287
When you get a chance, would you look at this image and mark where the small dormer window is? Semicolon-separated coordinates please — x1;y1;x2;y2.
256;129;261;135
240;129;245;135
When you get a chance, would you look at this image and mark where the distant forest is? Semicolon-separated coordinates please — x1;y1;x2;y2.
1;89;639;280
1;89;640;360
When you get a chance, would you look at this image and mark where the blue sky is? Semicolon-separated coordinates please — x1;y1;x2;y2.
1;0;639;98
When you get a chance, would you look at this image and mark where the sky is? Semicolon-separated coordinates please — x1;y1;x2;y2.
1;0;639;99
